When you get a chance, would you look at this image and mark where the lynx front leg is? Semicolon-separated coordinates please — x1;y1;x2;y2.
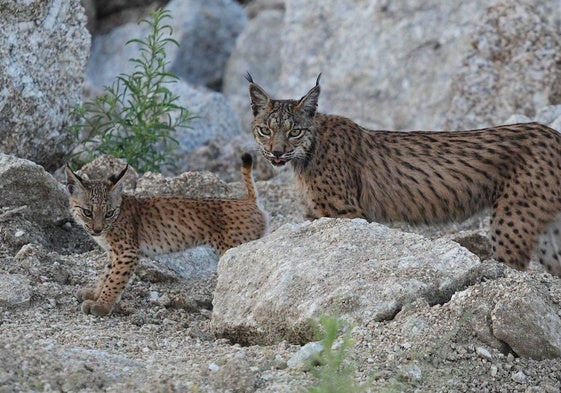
80;250;139;316
76;260;112;301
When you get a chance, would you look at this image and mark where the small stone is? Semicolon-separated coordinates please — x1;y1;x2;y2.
476;346;493;361
512;371;527;384
287;342;323;371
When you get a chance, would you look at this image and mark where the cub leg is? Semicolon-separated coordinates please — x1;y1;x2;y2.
76;261;111;301
80;250;139;316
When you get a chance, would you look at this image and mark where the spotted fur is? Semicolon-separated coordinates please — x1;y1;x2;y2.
66;153;266;316
247;74;561;276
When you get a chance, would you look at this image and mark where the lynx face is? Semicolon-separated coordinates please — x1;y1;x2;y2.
248;74;320;168
65;165;128;237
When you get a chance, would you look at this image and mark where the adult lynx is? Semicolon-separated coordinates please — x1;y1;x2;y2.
66;154;267;316
247;74;561;276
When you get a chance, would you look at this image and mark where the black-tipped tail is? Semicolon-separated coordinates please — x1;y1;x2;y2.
241;152;253;168
240;153;257;201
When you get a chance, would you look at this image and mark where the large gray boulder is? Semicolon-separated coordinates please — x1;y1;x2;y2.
0;0;90;171
451;271;561;360
212;218;481;345
229;0;498;130
0;154;70;226
0;154;92;256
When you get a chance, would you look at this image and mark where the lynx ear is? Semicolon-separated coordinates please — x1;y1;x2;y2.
65;164;85;195
247;73;271;116
108;164;128;193
295;74;321;117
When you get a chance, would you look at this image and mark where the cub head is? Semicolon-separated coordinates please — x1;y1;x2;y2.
246;74;321;167
65;164;128;237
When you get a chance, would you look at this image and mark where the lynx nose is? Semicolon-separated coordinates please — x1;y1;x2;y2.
272;150;284;158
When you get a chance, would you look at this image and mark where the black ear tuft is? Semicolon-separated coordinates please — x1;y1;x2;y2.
315;73;322;87
109;164;128;185
244;72;254;84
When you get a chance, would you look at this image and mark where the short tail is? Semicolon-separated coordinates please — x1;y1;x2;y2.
241;153;257;202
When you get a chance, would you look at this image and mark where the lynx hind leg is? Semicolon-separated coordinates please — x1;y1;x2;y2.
536;215;561;276
490;187;552;272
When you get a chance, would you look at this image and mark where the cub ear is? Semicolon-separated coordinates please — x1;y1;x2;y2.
108;164;128;193
295;74;321;117
65;164;84;195
246;73;271;116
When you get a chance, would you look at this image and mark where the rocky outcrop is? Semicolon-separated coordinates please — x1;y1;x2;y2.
0;0;90;171
5;1;561;391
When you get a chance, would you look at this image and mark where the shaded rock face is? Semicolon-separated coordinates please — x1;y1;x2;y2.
0;154;92;257
0;0;90;171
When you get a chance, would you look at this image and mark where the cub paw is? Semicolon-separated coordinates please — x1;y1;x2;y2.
81;300;112;316
76;287;98;301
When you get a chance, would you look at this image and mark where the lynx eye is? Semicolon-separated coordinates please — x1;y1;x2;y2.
105;209;117;219
256;127;272;138
288;128;305;139
81;208;93;218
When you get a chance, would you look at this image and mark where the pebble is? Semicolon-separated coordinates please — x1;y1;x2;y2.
512;371;527;384
476;346;493;361
287;342;323;371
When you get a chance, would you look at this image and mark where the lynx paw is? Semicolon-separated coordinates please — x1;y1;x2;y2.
81;300;112;316
76;287;98;301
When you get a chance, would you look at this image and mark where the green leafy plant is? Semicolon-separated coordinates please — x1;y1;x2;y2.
70;8;193;173
307;315;362;393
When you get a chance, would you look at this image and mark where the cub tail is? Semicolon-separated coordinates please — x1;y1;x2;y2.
241;153;257;202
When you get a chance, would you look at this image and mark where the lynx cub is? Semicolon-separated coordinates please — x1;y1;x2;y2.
247;74;561;276
66;154;266;316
